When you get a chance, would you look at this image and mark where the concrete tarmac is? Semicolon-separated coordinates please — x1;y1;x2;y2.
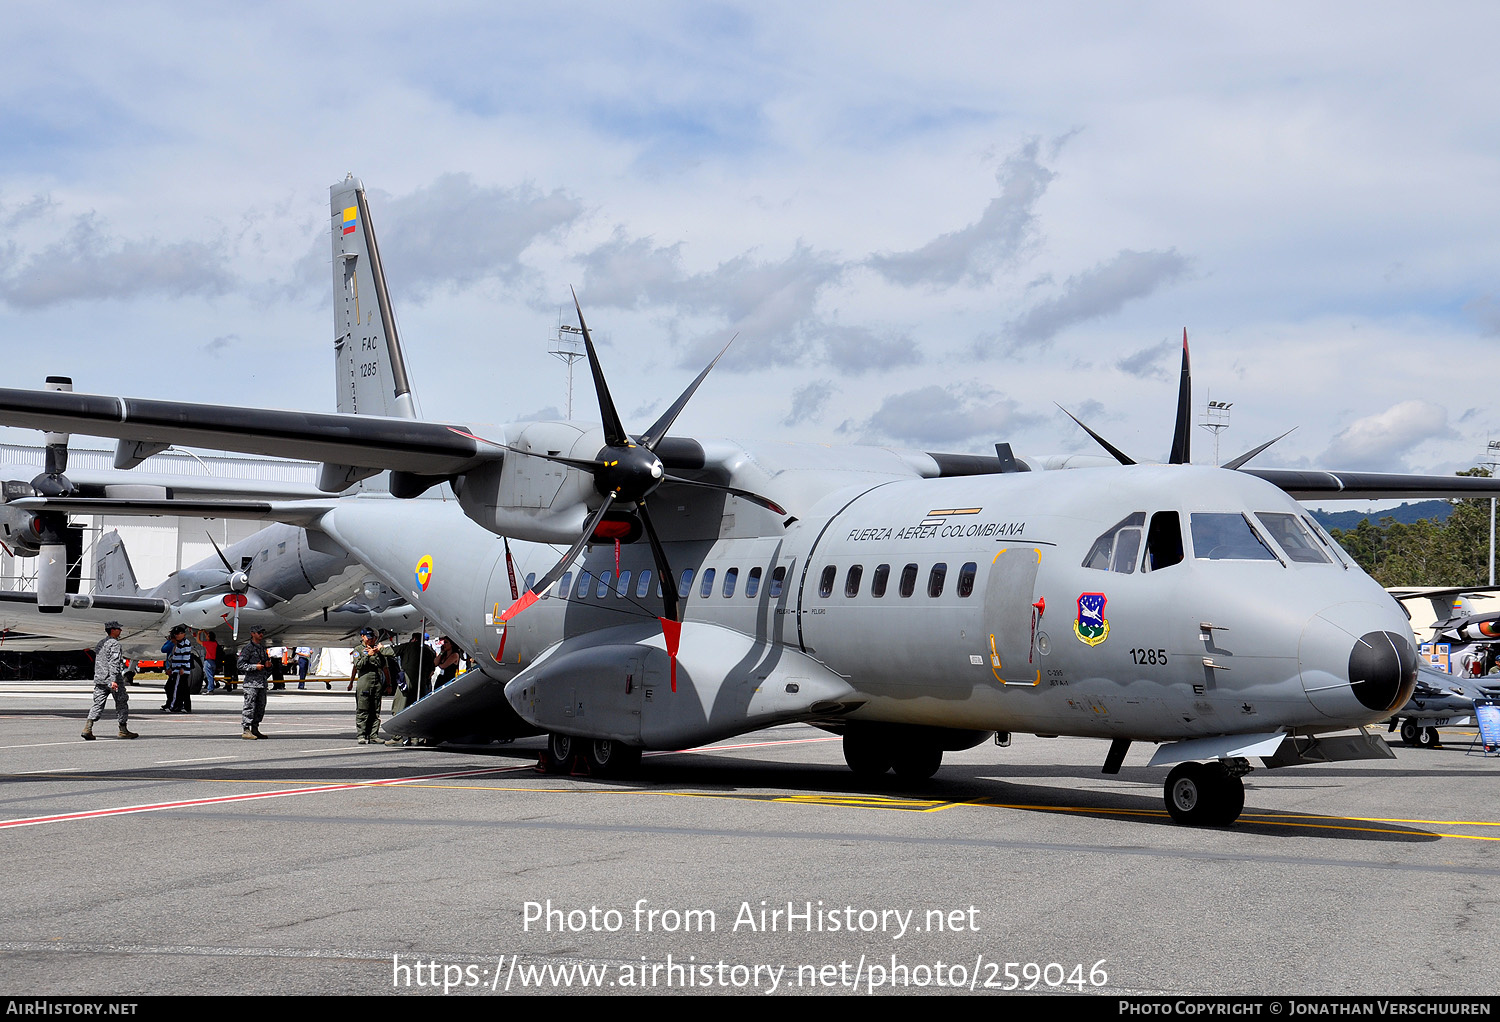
2;679;1498;997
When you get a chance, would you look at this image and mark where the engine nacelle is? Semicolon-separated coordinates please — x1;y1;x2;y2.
505;621;861;749
456;420;601;544
0;501;42;557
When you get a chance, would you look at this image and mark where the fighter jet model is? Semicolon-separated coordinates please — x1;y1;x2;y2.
11;175;1500;827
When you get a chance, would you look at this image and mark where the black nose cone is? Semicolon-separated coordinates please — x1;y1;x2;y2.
1348;631;1418;712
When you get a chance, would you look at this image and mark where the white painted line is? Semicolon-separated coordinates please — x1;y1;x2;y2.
156;756;235;764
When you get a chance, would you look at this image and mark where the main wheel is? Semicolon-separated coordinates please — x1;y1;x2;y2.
1399;720;1420;745
1417;726;1441;749
891;745;943;781
585;738;642;777
545;732;579;774
843;733;893;779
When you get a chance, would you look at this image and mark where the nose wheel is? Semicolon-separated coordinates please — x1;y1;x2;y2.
1399;720;1441;748
1164;761;1245;826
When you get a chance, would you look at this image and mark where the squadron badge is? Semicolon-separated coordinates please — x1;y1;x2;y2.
1073;592;1109;646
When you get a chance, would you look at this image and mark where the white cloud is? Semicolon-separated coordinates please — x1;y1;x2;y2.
1320;400;1456;471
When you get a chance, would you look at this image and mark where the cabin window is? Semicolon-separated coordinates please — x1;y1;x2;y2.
1083;512;1146;573
616;570;631;597
928;563;947;598
558;571;573;599
819;565;837;598
746;566;762;598
871;564;890;597
770;566;786;598
577;570;592;599
723;567;739;597
524;572;537;594
1254;512;1331;564
698;568;716;599
1190;513;1277;561
678;568;694;596
596;570;614;597
1144;512;1184;571
957;562;977;597
636;569;653;598
845;564;864;597
899;563;918;598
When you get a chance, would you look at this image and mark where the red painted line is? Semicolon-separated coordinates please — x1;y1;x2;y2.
0;763;524;830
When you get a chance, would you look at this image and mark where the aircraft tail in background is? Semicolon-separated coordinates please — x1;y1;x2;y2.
331;176;420;421
93;530;142;598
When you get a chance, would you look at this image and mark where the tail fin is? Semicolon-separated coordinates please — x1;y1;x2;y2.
331;175;421;420
93;530;142;598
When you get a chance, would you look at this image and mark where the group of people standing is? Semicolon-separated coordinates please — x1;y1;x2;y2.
348;629;462;744
82;620;466;745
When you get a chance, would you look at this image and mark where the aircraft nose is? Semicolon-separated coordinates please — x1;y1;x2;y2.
1347;629;1418;713
1299;602;1418;720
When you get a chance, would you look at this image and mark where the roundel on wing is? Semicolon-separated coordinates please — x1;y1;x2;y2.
415;555;433;592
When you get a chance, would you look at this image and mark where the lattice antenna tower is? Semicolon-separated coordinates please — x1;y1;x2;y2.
1199;391;1232;467
548;311;585;420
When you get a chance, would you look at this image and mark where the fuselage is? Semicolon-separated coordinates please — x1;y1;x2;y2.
321;464;1417;744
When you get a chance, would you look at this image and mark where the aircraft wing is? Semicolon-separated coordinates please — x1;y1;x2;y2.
0;388;486;479
10;496;340;527
0;590;169;648
1243;468;1500;501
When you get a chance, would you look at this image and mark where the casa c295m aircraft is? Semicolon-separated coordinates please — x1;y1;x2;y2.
8;175;1499;826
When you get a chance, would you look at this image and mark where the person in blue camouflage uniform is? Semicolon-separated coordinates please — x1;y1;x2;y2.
238;626;272;739
348;627;395;744
83;621;137;740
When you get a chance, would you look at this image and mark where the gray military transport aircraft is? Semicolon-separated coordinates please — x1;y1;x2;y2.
7;175;1500;826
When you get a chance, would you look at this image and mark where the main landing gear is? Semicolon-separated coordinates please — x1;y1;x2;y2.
1397;720;1441;748
842;731;944;781
1163;760;1247;827
543;733;642;777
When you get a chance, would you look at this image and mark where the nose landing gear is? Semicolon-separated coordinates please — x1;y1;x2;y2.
1164;760;1247;826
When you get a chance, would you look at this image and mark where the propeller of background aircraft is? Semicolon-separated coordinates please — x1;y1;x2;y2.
180;531;285;639
455;291;786;687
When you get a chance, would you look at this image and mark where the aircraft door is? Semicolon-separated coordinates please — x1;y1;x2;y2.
984;547;1043;685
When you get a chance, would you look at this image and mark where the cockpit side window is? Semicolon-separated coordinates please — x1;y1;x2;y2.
1190;513;1277;561
1144;511;1184;571
1254;512;1331;563
1083;513;1146;573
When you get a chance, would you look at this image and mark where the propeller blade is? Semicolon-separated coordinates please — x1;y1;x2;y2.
1223;428;1297;471
1057;405;1135;465
572;289;630;448
639;336;734;450
1169;329;1191;465
637;501;680;623
205;531;235;573
498;493;617;623
660;473;787;515
638;501;684;692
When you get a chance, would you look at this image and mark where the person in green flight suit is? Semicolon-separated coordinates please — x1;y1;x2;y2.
347;627;395;744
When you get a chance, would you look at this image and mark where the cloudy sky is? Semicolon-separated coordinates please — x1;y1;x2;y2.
3;3;1498;478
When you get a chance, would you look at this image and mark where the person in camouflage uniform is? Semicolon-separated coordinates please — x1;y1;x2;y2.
237;626;273;740
348;627;394;744
83;621;137;740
